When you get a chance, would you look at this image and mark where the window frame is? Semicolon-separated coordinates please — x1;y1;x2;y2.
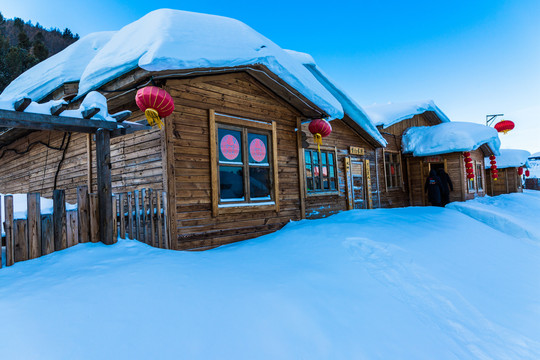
476;162;484;192
383;150;403;191
304;147;339;195
209;110;279;216
467;161;476;193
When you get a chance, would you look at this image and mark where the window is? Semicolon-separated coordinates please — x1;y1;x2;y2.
384;152;402;190
209;111;279;216
218;125;272;203
476;163;483;192
304;149;338;193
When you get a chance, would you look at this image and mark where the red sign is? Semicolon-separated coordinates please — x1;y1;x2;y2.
322;166;328;176
249;138;266;162
220;135;240;160
314;166;319;176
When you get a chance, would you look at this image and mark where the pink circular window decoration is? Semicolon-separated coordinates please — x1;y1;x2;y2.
249;138;266;162
220;135;240;160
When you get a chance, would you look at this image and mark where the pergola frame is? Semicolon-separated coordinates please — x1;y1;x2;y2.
0;105;150;245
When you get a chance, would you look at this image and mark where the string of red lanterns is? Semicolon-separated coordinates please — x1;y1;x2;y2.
463;152;474;181
489;155;498;181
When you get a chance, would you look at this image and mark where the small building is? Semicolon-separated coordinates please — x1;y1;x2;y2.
0;9;386;250
484;149;530;196
402;122;500;205
525;152;540;190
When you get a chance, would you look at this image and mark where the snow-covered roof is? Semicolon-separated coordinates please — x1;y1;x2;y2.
485;149;530;169
364;100;451;128
0;32;114;102
529;152;540;159
402;122;501;157
285;49;387;147
0;91;122;122
1;9;344;119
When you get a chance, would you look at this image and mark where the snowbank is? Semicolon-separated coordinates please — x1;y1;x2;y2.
0;32;114;102
1;193;540;359
285;49;387;146
485;149;530;169
364;100;451;128
402;122;501;156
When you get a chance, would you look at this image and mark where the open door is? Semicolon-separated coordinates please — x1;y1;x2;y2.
345;157;365;209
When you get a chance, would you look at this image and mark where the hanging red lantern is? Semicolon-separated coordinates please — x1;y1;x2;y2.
489;155;495;160
518;167;523;175
525;169;530;177
490;160;497;165
463;152;471;157
308;118;332;152
135;86;175;129
467;173;475;180
494;120;515;135
465;163;473;169
491;165;497;170
464;157;472;163
466;168;474;174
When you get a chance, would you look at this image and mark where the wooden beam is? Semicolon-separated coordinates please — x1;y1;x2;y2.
50;103;68;116
209;109;219;217
86;134;93;191
0;109;118;133
111;110;132;123
82;107;100;119
14;97;32;112
296;118;306;219
96;129;114;245
53;189;67;251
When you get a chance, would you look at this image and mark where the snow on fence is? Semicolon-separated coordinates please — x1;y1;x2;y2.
1;187;168;268
116;188;169;249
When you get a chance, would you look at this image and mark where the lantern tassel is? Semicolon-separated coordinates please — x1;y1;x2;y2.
313;133;322;153
144;108;164;129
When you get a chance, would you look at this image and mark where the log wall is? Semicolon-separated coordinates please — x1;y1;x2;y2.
486;167;522;196
165;72;305;250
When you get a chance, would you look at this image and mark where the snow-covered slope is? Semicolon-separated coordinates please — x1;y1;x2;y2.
1;192;540;359
402;122;501;156
1;9;343;119
485;149;530;169
364;100;451;128
285;49;387;147
0;32;114;101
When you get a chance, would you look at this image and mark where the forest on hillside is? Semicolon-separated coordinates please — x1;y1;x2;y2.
0;11;79;92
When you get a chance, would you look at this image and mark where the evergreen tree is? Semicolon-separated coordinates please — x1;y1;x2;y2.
33;39;48;61
13;17;24;30
18;31;31;50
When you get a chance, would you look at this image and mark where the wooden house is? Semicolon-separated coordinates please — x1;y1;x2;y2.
0;9;386;250
364;102;500;206
484;149;530;196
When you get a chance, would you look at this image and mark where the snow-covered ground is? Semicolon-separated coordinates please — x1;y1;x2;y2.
1;192;540;359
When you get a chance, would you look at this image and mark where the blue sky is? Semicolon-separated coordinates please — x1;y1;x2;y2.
3;0;539;152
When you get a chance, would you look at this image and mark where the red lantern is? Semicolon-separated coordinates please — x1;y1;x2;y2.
494;120;515;135
490;160;496;165
525;170;530;177
518;167;523;175
467;173;475;180
491;165;497;170
492;169;498;174
464;157;472;163
308;118;332;152
135;86;175;129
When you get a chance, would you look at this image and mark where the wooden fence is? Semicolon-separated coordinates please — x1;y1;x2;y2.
1;187;168;268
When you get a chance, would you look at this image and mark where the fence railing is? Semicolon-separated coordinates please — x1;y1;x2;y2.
115;189;168;249
1;187;168;269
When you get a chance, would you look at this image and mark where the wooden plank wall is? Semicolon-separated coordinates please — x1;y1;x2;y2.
165;72;304;250
487;167;521;196
301;119;378;217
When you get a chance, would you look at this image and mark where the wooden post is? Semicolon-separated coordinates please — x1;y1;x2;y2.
134;189;141;241
162;191;169;249
4;196;14;266
141;189;147;244
41;214;54;255
53;189;67;251
112;195;118;241
87;133;93;192
96;129;114;245
161;103;178;250
14;219;28;262
27;193;41;259
296;118;306;219
66;210;78;247
149;189;156;247
156;191;163;248
0;196;2;268
119;193;126;239
365;160;373;209
77;186;90;243
127;192;133;239
89;194;99;243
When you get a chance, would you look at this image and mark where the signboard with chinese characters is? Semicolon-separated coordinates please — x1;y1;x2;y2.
424;156;444;163
349;146;365;156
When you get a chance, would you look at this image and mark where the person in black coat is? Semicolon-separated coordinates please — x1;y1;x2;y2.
424;169;443;207
437;168;453;206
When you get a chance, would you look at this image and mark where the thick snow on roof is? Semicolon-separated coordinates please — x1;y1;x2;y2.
402;122;501;157
285;49;387;147
529;152;540;159
485;149;530;169
75;9;342;118
0;32;114;102
364;100;451;128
